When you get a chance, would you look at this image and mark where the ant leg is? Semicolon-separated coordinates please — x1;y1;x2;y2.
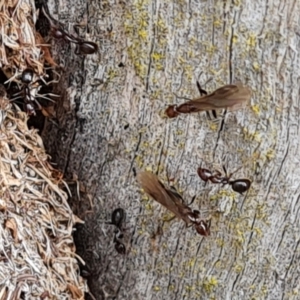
41;6;63;28
196;72;215;118
206;111;211;120
212;110;217;119
227;166;243;179
4;73;20;86
33;99;43;110
222;165;228;176
9;93;23;102
43;68;61;85
186;195;196;206
162;215;176;223
168;186;184;202
205;219;211;230
196;70;213;95
41;92;60;98
172;92;192;101
74;45;80;55
165;168;185;202
35;93;59;103
196;81;208;96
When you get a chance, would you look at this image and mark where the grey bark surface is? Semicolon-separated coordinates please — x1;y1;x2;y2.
43;0;300;299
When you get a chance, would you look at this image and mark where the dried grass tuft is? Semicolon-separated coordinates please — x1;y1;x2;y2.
0;95;87;298
0;1;88;297
0;0;55;84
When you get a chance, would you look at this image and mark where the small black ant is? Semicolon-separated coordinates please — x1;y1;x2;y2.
109;208;126;254
197;166;251;194
42;7;98;55
111;208;126;229
10;69;58;116
113;229;126;255
9;69;41;116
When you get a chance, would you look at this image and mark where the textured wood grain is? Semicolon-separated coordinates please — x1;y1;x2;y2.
43;0;300;299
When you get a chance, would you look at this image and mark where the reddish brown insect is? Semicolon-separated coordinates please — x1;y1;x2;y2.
165;83;251;118
137;171;210;236
197;166;251;194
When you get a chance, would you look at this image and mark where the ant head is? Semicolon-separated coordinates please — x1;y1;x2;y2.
230;179;251;194
21;69;34;84
165;105;179;118
197;167;213;182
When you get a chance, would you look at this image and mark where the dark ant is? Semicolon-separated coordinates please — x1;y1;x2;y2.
137;172;211;236
113;230;126;255
111;208;126;229
109;208;126;254
22;69;42;115
9;69;41;116
51;27;98;55
197;166;251;194
42;7;98;55
10;69;58;116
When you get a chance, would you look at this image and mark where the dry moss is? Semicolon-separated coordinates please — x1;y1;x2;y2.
0;94;87;298
0;0;89;298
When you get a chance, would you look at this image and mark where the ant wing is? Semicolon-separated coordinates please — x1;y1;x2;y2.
208;84;240;98
137;172;193;224
177;84;251;113
209;84;251;110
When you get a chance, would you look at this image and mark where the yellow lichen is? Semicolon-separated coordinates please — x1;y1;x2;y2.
247;33;257;48
234;264;243;273
152;52;164;60
213;19;222;27
251;104;260;115
138;29;148;40
232;34;238;44
203;276;218;293
216;238;225;247
253;227;262;236
209;122;218;131
265;149;275;160
253;62;260;71
145;166;153;172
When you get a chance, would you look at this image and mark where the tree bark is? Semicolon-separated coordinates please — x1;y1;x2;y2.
43;0;300;299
